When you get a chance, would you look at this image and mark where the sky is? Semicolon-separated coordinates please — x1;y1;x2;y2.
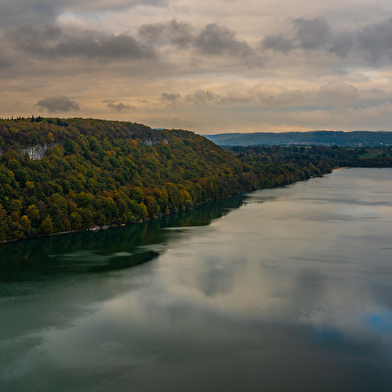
2;0;392;134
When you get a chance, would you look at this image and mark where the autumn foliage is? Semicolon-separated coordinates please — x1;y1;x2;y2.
0;117;335;242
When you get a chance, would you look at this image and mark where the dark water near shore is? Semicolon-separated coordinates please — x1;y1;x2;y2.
2;168;392;391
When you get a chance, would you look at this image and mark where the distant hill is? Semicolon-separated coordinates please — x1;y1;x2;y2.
204;131;392;147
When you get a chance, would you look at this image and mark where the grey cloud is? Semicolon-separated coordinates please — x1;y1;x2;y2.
328;32;355;58
139;19;194;49
36;95;80;113
139;20;256;60
161;93;181;106
262;18;332;53
369;89;385;95
161;92;181;102
293;18;332;50
0;57;12;69
103;100;135;111
249;85;304;107
262;34;293;54
318;82;359;103
194;24;254;57
315;82;360;110
160;90;221;106
185;90;221;105
0;0;168;28
219;92;254;103
357;18;392;63
161;87;306;108
0;1;59;28
262;16;392;64
8;25;156;61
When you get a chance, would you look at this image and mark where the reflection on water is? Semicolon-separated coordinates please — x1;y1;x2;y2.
2;169;392;391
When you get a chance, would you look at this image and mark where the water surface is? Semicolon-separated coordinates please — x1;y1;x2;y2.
2;168;392;391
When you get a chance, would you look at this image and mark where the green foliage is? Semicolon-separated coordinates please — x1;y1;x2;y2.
229;145;392;170
0;117;247;241
39;216;53;235
208;131;392;147
3;118;386;243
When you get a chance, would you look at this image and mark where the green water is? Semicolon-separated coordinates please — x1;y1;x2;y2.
2;169;392;391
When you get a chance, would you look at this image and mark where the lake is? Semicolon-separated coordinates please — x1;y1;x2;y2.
2;168;392;391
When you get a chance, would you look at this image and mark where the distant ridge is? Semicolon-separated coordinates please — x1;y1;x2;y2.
204;131;392;147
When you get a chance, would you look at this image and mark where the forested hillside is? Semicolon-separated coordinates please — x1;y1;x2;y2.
0;117;333;242
229;145;392;169
206;130;392;147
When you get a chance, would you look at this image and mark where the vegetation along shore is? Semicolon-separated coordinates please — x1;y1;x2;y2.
1;117;391;242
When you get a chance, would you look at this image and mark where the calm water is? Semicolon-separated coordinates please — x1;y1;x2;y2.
2;168;392;391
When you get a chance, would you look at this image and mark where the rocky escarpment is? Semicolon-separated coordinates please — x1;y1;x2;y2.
0;145;56;160
0;138;168;160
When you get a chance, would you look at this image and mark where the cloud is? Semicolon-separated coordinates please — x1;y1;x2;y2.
262;34;293;54
0;1;59;28
219;92;254;104
261;16;392;64
318;82;359;106
328;32;355;58
0;0;169;28
194;23;254;57
261;18;332;53
160;87;308;108
8;25;156;61
293;18;332;51
4;3;392;134
139;19;194;49
185;90;221;105
248;85;304;107
357;18;392;63
139;20;255;60
36;95;80;113
103;100;135;111
160;90;221;107
161;92;181;104
0;56;11;69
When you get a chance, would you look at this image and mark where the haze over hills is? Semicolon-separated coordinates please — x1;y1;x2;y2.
205;131;392;147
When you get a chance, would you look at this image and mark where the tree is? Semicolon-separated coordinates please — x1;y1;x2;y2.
0;204;7;222
39;216;53;235
130;187;144;203
144;196;157;218
26;204;40;224
70;212;83;230
20;215;31;234
9;199;23;214
64;138;76;154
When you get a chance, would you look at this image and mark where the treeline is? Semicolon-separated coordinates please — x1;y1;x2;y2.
0;195;244;274
0;118;250;241
0;118;345;243
229;145;392;169
0;116;163;149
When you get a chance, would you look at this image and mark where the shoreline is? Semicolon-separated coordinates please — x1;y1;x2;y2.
332;166;350;171
0;166;362;246
0;174;328;246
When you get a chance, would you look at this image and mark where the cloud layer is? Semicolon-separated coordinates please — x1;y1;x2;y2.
2;0;392;133
36;95;80;113
262;17;392;64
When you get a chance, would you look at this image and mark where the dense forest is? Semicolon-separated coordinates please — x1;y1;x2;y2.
228;145;392;169
0;117;331;242
2;117;388;243
206;130;392;147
